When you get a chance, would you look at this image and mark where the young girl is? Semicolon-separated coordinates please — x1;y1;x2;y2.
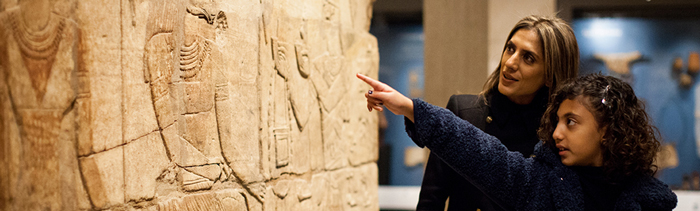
358;73;677;210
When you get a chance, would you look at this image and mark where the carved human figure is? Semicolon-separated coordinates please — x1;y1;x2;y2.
144;1;264;202
0;0;76;210
309;0;349;170
271;36;293;169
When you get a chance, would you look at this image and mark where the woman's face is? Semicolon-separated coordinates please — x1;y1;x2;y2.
498;29;546;105
552;97;605;167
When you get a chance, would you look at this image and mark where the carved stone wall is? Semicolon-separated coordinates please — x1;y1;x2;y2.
0;0;379;210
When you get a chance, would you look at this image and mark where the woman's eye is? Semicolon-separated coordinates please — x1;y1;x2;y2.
567;119;576;126
505;44;515;53
525;55;535;64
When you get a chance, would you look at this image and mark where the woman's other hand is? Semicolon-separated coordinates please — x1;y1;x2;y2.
356;73;415;122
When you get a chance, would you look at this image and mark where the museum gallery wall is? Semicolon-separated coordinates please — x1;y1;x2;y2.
0;0;379;210
575;17;700;189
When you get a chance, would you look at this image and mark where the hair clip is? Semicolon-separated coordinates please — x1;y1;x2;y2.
601;85;611;107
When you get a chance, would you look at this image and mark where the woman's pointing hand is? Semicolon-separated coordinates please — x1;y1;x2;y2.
356;73;415;122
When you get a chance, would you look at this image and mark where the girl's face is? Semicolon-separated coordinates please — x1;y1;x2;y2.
552;96;605;167
498;29;547;105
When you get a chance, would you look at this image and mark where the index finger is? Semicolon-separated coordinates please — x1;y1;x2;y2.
356;73;388;91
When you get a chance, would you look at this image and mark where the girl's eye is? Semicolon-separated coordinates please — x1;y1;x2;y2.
567;118;576;126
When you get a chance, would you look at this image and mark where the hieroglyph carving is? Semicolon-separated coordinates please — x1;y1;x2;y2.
144;1;264;203
2;4;76;210
267;15;320;177
271;36;292;168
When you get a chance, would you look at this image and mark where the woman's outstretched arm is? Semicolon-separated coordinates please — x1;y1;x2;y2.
356;73;414;122
357;73;533;207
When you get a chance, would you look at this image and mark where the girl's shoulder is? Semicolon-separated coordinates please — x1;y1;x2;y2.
617;175;677;210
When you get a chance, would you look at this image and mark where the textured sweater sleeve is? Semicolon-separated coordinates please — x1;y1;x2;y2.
416;95;477;211
405;98;533;206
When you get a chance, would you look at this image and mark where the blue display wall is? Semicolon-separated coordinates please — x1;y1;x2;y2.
573;17;700;188
370;24;425;186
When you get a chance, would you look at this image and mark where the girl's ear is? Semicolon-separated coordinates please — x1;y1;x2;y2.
598;125;608;143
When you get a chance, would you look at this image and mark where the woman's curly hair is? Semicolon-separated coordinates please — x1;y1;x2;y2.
538;74;661;181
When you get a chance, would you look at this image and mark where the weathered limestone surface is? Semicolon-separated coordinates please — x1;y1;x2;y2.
0;0;379;210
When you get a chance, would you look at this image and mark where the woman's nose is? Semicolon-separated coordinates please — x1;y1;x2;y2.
505;53;519;71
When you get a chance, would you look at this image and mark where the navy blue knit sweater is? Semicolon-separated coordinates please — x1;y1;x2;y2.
406;99;677;210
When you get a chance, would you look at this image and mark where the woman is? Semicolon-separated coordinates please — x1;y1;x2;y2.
416;15;579;211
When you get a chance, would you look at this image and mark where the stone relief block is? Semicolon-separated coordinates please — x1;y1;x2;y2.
310;173;331;209
309;124;327;168
296;105;323;172
272;36;291;79
15;110;62;210
1;0;379;210
272;68;292;169
123;61;159;143
288;61;316;133
262;185;276;211
268;178;318;211
162;123;205;166
350;0;375;32
348;164;379;211
182;112;221;157
90;75;125;151
59;109;91;210
325;164;379;211
6;8;66;104
295;42;311;78
348;108;379;166
218;189;250;211
145;33;176;128
322;0;343;56
326;171;346;210
124;131;170;202
311;53;347;112
345;33;380;166
158;192;225;211
79;146;125;209
76;95;93;156
121;1;158;143
215;3;265;198
77;0;123;153
1;3;79;210
288;75;315;172
0;63;10;211
179;169;215;192
273;124;291;168
0;49;13;211
217;79;266;201
259;27;274;182
322;104;350;170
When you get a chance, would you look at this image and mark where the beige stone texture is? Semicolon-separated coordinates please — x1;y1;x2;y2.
124;131;170;202
59;109;92;210
122;0;159;143
1;0;379;210
77;0;124;154
80;146;125;209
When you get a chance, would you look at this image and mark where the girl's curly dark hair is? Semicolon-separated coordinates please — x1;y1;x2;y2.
538;74;661;181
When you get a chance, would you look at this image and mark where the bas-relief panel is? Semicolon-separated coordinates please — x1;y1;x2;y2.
0;0;378;210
